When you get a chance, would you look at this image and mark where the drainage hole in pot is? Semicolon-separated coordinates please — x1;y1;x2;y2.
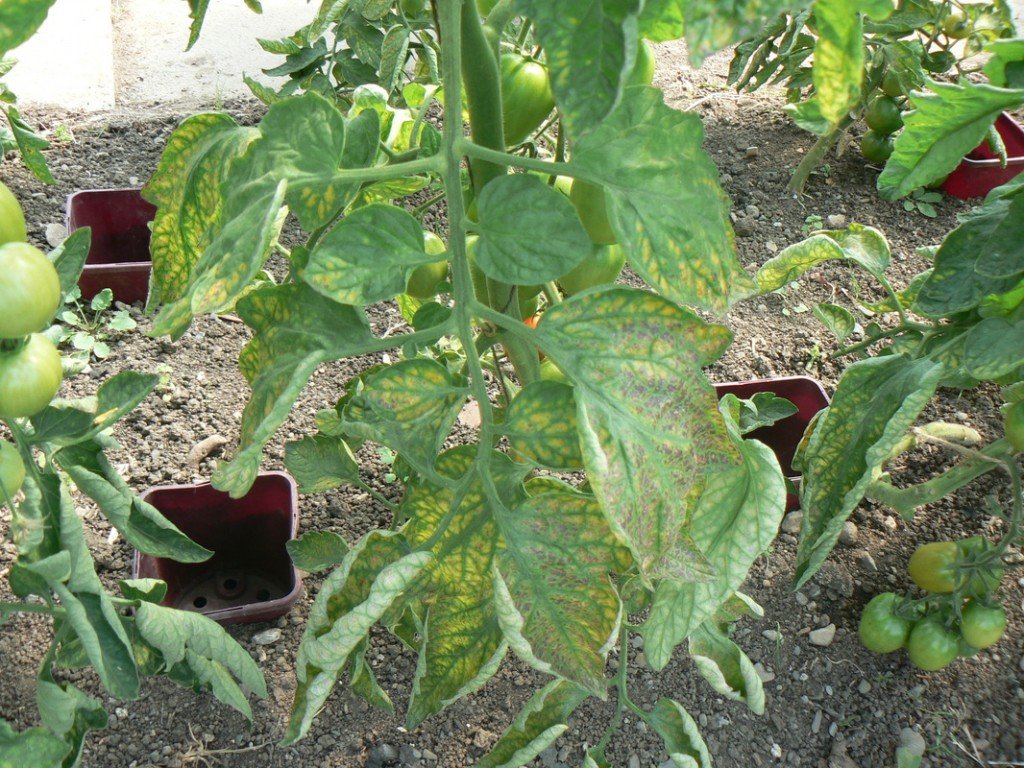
257;588;271;601
223;577;238;591
193;596;208;608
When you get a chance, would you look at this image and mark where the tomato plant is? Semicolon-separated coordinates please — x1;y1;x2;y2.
860;130;894;163
907;619;960;671
0;181;27;244
858;592;913;653
864;95;903;135
0;438;25;498
959;601;1006;649
0;241;62;339
499;52;555;146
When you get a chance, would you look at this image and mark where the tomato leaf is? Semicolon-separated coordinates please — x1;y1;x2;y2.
504;381;583;470
641;409;785;670
494;490;623;694
36;679;107;768
0;0;57;56
983;39;1024;89
688;621;765;714
212;283;374;497
963;316;1024;379
286;531;351;573
795;355;944;587
534;287;737;582
681;0;809;63
477;681;589;768
514;0;641;139
645;698;713;768
756;223;891;292
337;360;466;481
814;302;856;342
878;80;1024;199
0;720;69;767
402;449;530;727
475;175;591;284
572;87;755;313
6;106;54;184
135;603;267;721
302;203;433;305
285;531;428;743
284;435;361;494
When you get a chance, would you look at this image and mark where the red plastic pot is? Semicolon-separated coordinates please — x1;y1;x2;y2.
941;113;1024;199
714;376;830;511
132;472;302;625
65;188;156;304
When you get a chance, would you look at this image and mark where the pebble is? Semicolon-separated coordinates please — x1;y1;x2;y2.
882;516;898;531
765;240;779;253
781;511;803;534
762;629;782;642
857;680;871;694
745;204;760;218
252;628;282;646
45;222;68;247
853;549;878;572
754;662;776;683
628;754;641;768
745;146;760;159
809;624;837;647
734;218;756;238
367;743;399;768
838;521;858;546
811;710;823;734
826;214;847;228
899;728;926;757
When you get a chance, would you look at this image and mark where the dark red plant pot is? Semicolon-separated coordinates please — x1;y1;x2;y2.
714;376;830;511
941;113;1024;200
65;188;156;304
132;472;302;625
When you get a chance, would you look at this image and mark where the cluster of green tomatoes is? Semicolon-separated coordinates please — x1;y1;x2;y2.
859;72;907;165
0;180;64;501
859;537;1008;671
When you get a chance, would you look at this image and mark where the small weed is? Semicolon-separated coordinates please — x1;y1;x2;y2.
903;188;943;218
802;213;824;233
49;287;137;362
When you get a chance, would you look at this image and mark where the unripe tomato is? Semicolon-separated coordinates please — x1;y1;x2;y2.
959;601;1006;649
0;439;25;499
400;0;426;16
0;181;27;244
908;541;958;593
627;40;656;87
859;592;913;653
539;358;569;384
557;244;626;296
0;333;63;418
0;242;62;339
861;130;894;163
907;619;960;671
865;96;904;135
881;71;904;98
942;10;971;39
1004;400;1024;453
569;180;616;245
500;53;555;146
406;232;449;299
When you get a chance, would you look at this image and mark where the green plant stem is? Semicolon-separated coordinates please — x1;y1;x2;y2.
786;113;855;195
542;281;561;305
866;438;1014;519
412;189;447;218
458;138;579;179
484;0;518;36
355;479;398;511
834;320;933;357
596;622;634;753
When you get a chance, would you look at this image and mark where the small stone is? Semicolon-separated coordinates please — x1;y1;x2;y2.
882;516;898;531
809;624;837;647
719;173;733;185
745;204;760;218
762;629;782;642
45;222;68;248
745;146;760;159
754;662;776;683
811;710;823;734
795;592;809;606
781;511;803;534
252;628;282;646
853;550;878;573
399;745;421;767
421;750;438;763
734;218;756;238
838;521;858;546
367;743;399;768
770;743;783;759
628;754;641;768
765;240;779;253
814;562;854;598
899;728;926;757
826;214;847;228
857;680;871;694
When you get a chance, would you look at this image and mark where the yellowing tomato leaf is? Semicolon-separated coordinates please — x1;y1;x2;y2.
284;435;361;494
756;223;890;292
688;621;765;714
646;698;712;768
534;287;737;582
572;87;754;313
475;175;591;284
504;381;583;470
963;316;1024;380
478;681;589;768
494;490;622;694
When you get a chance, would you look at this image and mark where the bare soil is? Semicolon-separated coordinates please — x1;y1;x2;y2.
1;43;1022;768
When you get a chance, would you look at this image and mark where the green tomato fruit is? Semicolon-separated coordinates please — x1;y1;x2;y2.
0;181;27;245
859;592;913;653
627;39;656;87
959;601;1006;649
0;241;62;339
539;357;569;384
908;541;958;593
557;244;626;295
400;0;426;15
942;10;971;39
860;130;894;164
0;439;26;500
406;232;449;299
865;96;904;135
569;180;617;246
1004;400;1024;453
0;333;63;418
907;619;960;671
881;71;904;98
500;53;555;146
